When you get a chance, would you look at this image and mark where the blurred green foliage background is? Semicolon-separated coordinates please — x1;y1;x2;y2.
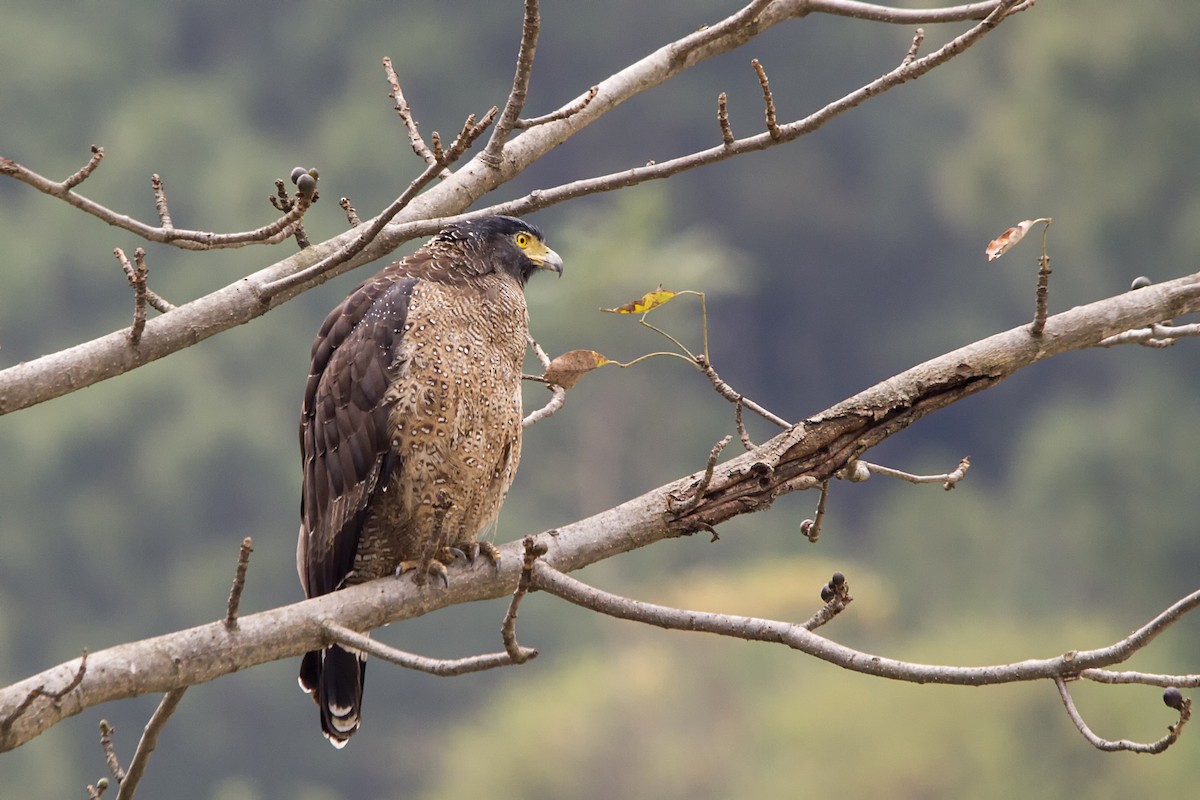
2;1;1199;797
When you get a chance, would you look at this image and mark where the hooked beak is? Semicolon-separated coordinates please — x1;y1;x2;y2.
536;246;564;277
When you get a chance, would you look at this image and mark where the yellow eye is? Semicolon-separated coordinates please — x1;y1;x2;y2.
514;232;531;248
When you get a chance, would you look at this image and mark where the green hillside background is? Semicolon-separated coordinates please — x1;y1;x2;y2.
2;1;1199;797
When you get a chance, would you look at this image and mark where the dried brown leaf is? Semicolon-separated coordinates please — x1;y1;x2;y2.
543;349;610;389
985;219;1038;262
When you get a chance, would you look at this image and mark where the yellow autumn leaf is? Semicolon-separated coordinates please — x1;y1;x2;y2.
543;349;611;389
600;286;678;315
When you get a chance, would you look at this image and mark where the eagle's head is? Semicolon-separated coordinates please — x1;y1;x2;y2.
437;215;564;285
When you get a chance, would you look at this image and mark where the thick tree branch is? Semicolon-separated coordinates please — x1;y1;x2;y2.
0;0;1022;417
3;275;1199;752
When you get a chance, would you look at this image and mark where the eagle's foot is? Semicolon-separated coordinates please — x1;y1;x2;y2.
395;558;450;588
446;540;501;569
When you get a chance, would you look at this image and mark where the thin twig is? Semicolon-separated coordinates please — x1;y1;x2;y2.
321;622;536;676
481;1;1030;222
522;382;566;428
482;0;541;167
1053;676;1189;754
99;720;126;782
224;537;254;630
115;688;187;800
515;86;599;129
260;108;497;299
751;59;782;140
122;248;149;345
339;197;360;227
844;456;971;489
734;398;754;449
904;28;926;64
149;174;173;229
382;56;451;178
695;355;791;429
500;537;546;663
63;145;105;190
522;333;567;427
1;651;87;732
804;571;853;630
717;92;735;146
529;561;1200;693
1080;669;1200;687
268;178;312;249
1030;218;1054;336
113;248;174;314
1097;321;1200;348
675;435;732;515
800;480;830;542
0;153;313;250
1031;251;1051;336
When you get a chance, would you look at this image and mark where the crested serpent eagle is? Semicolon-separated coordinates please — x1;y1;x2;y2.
296;215;563;747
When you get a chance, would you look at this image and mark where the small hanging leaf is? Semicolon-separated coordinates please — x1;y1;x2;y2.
543;349;610;389
600;286;678;315
985;219;1041;261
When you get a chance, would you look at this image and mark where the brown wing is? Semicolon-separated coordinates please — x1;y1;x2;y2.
297;269;417;599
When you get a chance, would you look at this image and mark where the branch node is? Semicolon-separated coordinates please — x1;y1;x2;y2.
2;650;88;733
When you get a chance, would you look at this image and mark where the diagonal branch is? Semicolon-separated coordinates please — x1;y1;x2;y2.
4;277;1200;752
115;689;187;800
0;153;314;250
529;558;1200;694
382;56;452;178
481;0;541;167
0;0;1026;418
258;109;497;300
481;0;1029;220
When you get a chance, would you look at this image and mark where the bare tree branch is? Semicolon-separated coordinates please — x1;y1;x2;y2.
842;455;971;489
4;276;1199;752
0;0;1025;418
320;622;535;677
258;108;497;300
224;537;254;631
514;86;599;130
528;558;1200;696
1054;677;1189;754
0;153;314;250
382;56;451;178
114;689;187;800
481;0;541;167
